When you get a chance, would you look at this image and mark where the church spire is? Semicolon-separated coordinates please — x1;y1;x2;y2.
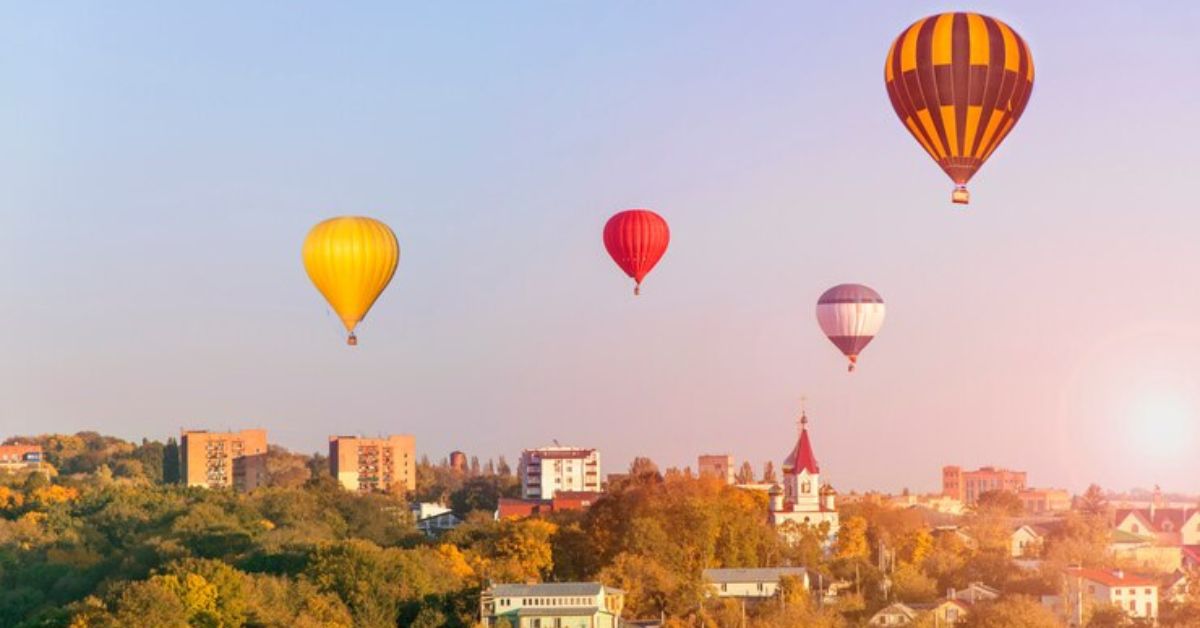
783;402;820;475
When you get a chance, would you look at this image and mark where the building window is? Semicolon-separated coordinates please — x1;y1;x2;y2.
1129;600;1135;611
757;582;764;592
721;584;727;592
1132;524;1140;534
1146;601;1152;615
1088;586;1095;594
1145;589;1152;595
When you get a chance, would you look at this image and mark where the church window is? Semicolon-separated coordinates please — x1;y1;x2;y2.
801;481;811;494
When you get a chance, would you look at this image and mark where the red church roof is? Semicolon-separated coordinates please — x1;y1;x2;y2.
783;414;819;475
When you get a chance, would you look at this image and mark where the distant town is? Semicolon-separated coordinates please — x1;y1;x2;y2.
2;412;1197;626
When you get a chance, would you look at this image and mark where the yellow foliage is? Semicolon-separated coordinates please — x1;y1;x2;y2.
0;486;24;510
437;544;476;579
259;519;276;531
32;484;80;505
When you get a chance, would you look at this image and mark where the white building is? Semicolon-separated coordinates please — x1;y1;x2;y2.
769;412;839;537
479;582;624;628
519;446;601;500
704;567;810;599
1044;568;1159;626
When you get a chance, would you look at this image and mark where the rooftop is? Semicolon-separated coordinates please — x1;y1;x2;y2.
1068;568;1158;588
703;567;809;584
489;582;617;597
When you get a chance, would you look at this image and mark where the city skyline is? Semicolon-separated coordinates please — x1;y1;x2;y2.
4;2;1200;495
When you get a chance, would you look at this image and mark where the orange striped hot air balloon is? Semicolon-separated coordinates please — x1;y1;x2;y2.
885;12;1034;205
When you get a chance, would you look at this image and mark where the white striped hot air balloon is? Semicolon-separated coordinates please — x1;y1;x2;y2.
816;284;886;372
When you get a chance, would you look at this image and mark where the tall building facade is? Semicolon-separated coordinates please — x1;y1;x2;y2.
519;446;600;499
942;465;1027;504
329;435;416;493
698;454;734;484
769;412;839;537
180;429;268;491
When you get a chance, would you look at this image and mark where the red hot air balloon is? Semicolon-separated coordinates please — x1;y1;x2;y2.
816;284;886;372
603;209;670;295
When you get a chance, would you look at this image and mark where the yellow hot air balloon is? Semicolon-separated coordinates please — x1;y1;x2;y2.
302;216;399;345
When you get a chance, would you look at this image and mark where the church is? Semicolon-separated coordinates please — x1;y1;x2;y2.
768;410;839;538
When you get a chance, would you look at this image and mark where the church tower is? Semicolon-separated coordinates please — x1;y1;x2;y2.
771;406;839;538
782;411;821;511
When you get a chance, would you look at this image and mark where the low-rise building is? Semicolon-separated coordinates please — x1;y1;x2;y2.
704;568;810;599
0;444;42;472
1045;568;1159;626
495;491;605;520
479;582;624;628
1011;524;1048;558
910;599;970;625
868;602;918;625
1018;488;1071;514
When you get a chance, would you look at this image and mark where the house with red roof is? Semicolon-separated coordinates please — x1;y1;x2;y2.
1043;568;1159;626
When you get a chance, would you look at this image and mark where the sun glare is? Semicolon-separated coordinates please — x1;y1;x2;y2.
1129;392;1195;458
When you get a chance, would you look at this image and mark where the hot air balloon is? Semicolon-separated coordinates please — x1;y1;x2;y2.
816;284;885;372
885;12;1034;204
603;209;669;295
302;216;399;345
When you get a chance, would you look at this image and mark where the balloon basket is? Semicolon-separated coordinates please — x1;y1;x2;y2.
951;186;970;205
347;333;358;346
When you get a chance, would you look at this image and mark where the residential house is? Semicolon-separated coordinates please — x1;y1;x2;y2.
1011;524;1046;558
479;582;624;628
949;582;1001;604
910;599;970;625
868;602;918;626
703;567;810;599
411;503;461;537
1045;568;1159;626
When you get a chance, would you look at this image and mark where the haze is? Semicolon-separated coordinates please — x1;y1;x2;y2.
3;2;1199;494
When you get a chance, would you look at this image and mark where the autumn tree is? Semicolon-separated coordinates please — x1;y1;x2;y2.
735;461;755;484
762;461;778;484
960;596;1060;627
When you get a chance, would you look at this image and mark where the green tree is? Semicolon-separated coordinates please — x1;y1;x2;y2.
162;438;180;484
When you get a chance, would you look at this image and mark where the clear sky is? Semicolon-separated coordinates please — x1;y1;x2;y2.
3;2;1199;494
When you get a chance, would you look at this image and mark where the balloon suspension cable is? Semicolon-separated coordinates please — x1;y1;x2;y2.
952;185;970;205
347;332;358;346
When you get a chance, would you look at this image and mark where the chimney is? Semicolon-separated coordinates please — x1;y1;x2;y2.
947;588;956;600
1112;569;1124;580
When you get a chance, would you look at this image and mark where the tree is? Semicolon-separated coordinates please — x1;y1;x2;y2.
836;516;869;559
469;456;481;476
629;457;660;479
735;461;755;484
976;490;1025;516
762;461;777;484
1079;484;1109;518
496;456;511;476
961;596;1060;628
162;438;180;484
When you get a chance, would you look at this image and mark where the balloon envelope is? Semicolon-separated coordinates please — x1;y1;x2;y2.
885;12;1034;204
603;209;669;295
302;216;399;344
816;284;885;371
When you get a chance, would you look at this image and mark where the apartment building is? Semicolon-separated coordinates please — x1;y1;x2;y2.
329;435;416;493
180;429;268;491
519;446;600;500
942;465;1027;504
